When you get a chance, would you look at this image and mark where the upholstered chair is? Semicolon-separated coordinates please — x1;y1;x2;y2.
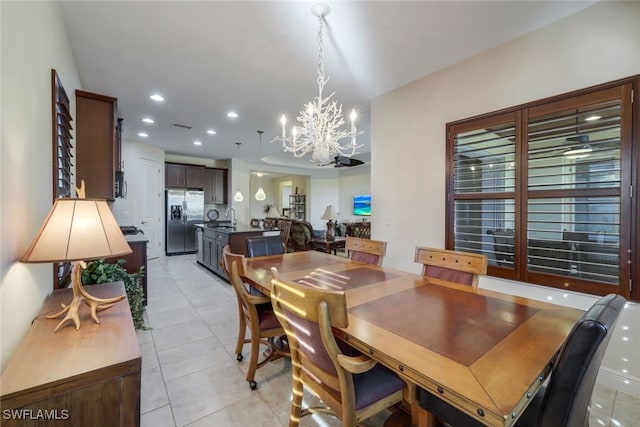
222;245;286;390
287;220;315;252
414;247;488;289
270;267;405;427
345;236;387;266
417;293;626;427
246;235;285;257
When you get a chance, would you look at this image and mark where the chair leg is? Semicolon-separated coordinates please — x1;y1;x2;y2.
246;333;260;389
235;316;246;361
289;364;304;427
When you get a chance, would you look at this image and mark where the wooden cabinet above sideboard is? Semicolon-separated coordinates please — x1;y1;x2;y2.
75;90;120;199
75;90;121;200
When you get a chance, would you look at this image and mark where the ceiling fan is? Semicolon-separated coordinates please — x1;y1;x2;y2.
332;155;365;168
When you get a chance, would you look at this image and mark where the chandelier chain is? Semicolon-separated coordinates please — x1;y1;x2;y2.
317;15;325;88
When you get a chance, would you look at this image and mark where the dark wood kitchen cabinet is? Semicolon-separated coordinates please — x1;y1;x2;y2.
165;163;205;189
201;229;228;277
199;228;262;278
76;90;121;200
106;236;148;306
204;167;228;204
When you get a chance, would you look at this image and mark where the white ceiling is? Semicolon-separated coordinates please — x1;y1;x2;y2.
58;0;595;169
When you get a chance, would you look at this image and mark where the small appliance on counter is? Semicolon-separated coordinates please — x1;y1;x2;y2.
119;225;144;236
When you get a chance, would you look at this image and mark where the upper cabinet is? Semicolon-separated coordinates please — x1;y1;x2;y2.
165;163;205;189
75;90;121;200
204;167;228;204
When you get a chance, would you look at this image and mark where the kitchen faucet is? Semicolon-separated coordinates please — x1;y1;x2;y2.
225;207;237;227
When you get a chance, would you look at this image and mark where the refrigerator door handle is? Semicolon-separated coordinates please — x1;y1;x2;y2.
183;200;188;223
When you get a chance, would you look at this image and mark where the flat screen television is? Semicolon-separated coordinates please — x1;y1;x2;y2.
353;194;371;216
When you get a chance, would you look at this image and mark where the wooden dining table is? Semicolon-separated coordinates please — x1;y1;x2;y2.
243;251;583;427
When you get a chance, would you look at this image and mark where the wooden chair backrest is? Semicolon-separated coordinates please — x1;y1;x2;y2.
270;267;348;393
222;245;254;318
414;247;487;288
346;236;387;266
277;219;292;252
223;244;247;277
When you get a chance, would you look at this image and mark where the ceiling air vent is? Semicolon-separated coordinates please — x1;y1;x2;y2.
172;123;192;130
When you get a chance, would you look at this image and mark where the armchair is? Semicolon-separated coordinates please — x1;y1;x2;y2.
287;220;315;252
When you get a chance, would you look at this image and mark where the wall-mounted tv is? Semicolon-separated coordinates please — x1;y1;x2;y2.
353;194;371;216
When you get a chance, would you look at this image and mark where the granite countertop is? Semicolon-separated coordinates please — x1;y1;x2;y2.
206;224;263;234
124;234;148;243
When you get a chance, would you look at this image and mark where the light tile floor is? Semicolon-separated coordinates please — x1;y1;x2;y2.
138;254;639;427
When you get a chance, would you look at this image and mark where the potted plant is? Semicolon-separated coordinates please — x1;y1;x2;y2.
81;259;148;330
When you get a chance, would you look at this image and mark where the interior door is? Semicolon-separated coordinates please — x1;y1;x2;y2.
140;157;162;259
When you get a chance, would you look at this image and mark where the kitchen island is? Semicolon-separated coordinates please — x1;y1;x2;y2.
196;224;278;278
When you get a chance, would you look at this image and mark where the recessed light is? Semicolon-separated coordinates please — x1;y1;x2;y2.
585;115;601;121
150;94;164;102
142;117;154;124
207;129;217;135
193;140;202;146
227;111;238;118
138;132;148;137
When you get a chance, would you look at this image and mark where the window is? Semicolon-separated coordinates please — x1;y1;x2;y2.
52;69;73;289
446;78;637;299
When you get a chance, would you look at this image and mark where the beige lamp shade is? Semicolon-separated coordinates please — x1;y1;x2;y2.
21;198;132;263
320;205;338;221
267;206;280;218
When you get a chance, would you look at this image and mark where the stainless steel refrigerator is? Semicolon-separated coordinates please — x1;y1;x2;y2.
166;189;204;255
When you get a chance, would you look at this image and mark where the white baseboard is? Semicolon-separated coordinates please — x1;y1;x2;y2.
598;367;640;398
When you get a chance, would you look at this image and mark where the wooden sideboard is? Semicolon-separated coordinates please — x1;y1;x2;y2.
0;282;141;426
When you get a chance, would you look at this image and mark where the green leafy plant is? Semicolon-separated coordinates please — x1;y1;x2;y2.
81;259;148;330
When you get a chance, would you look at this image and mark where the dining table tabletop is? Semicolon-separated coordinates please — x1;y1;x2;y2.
242;250;583;427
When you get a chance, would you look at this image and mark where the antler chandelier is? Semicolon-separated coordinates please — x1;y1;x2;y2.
272;3;363;166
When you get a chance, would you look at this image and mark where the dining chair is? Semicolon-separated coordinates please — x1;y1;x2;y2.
414;247;488;289
270;267;405;427
222;245;286;390
246;235;285;257
416;293;627;427
277;219;292;253
345;236;387;266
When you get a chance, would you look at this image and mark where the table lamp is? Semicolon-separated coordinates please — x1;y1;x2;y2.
320;205;338;241
267;205;280;218
20;182;132;332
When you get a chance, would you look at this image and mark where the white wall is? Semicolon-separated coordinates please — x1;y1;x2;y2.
372;1;640;395
111;139;165;225
372;1;640;274
309;175;340;230
0;1;81;371
338;167;371;225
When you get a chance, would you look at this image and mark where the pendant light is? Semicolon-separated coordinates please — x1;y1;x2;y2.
255;173;266;201
233;142;244;202
254;131;266;201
